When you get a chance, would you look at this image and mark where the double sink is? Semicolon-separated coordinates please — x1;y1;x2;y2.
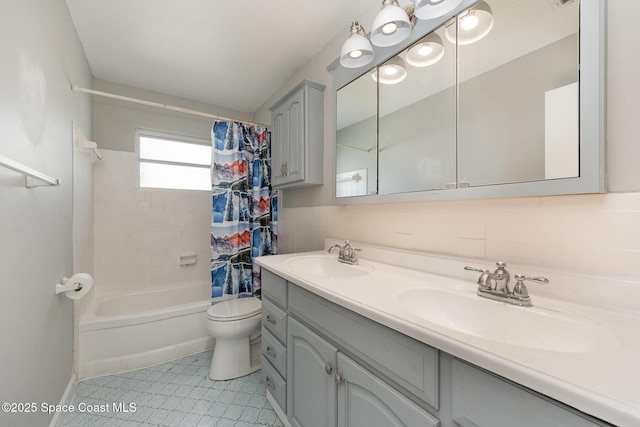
284;254;619;354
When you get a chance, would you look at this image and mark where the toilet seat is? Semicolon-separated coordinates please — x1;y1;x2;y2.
207;297;261;322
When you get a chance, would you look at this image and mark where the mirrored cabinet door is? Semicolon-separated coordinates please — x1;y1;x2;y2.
332;0;604;204
336;72;378;197
378;26;457;195
456;0;580;187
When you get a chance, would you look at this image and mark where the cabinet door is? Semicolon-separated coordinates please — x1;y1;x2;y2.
284;89;304;184
451;359;607;427
271;108;287;186
337;353;439;427
288;318;338;427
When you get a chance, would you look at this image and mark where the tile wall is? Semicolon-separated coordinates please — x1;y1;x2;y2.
277;192;640;279
72;129;96;306
92;148;640;292
93;150;211;296
72;132;96;374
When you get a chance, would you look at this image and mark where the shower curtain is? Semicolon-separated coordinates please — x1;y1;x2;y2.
210;121;278;300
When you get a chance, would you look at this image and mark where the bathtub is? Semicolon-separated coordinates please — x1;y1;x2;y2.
78;284;213;380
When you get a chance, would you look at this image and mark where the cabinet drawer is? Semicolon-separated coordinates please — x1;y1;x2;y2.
262;268;287;309
262;329;287;379
263;359;287;414
452;359;607;427
289;285;439;409
262;298;287;344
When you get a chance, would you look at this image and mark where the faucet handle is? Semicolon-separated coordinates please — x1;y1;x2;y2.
464;266;492;289
512;274;549;298
514;274;549;285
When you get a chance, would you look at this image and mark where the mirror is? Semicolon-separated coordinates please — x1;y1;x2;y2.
457;0;579;186
378;25;456;194
334;0;604;202
336;73;377;197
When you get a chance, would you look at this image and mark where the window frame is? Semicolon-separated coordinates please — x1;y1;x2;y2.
135;128;212;191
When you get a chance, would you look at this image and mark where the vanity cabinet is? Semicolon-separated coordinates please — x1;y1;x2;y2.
270;80;325;189
288;318;338;427
261;269;289;413
288;317;439;427
261;267;611;427
450;359;606;427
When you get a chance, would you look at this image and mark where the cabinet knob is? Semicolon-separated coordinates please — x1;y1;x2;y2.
266;346;277;358
325;364;333;375
266;315;276;325
265;376;276;390
334;374;344;385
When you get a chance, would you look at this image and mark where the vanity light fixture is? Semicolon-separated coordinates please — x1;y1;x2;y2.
413;0;465;20
371;0;413;47
371;56;408;85
445;1;494;45
340;21;375;68
405;32;445;67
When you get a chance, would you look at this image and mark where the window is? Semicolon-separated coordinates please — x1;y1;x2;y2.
137;130;211;191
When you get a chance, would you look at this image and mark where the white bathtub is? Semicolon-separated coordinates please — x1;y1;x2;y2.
78;284;213;379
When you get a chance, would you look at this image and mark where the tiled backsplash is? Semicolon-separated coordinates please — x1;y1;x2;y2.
93;150;211;296
277;193;640;279
93;148;640;290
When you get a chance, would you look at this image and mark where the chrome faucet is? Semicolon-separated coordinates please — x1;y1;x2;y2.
491;262;511;294
465;262;549;307
328;241;361;265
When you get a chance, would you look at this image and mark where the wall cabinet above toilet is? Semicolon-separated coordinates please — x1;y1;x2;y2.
270;80;325;189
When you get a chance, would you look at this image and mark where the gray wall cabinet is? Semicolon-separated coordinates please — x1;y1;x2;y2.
270;80;325;189
261;268;612;427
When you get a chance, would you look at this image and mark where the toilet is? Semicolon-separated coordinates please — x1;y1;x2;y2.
206;297;262;380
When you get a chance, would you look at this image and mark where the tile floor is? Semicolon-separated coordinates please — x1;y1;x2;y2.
62;350;284;427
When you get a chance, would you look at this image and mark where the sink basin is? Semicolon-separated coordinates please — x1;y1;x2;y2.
285;255;374;278
393;287;619;353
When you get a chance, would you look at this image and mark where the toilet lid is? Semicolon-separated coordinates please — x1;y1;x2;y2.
207;297;261;321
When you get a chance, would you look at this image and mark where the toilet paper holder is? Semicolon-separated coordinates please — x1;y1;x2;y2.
55;278;83;294
55;273;94;299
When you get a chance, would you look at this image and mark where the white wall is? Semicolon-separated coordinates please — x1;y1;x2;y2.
0;0;93;426
253;0;640;280
72;125;96;377
92;79;252;153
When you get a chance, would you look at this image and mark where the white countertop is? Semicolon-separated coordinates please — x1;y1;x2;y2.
256;242;640;427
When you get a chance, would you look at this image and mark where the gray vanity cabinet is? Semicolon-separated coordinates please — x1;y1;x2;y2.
270;80;325;189
336;353;439;427
287;317;438;427
450;359;607;427
261;267;611;427
287;318;338;427
261;269;289;413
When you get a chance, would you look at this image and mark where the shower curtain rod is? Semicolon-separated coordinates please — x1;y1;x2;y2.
71;85;269;128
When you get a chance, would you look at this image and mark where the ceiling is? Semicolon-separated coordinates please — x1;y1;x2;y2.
65;0;374;114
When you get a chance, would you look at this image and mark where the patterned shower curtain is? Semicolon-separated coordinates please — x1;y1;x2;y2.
210;121;278;300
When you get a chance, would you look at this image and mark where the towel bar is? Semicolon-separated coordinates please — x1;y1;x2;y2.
0;154;61;187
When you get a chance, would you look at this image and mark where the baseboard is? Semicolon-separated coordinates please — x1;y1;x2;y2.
49;374;77;427
266;391;291;427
